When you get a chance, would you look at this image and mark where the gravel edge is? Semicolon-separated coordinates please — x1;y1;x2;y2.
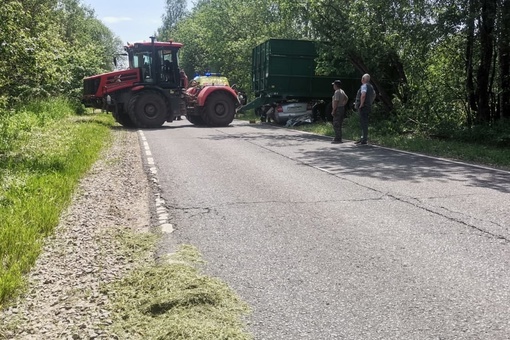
0;128;153;339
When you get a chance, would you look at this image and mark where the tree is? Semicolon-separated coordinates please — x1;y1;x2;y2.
308;0;510;132
0;0;121;108
308;0;437;115
55;0;122;97
476;0;497;123
170;0;311;91
157;0;188;39
465;0;477;126
498;0;510;119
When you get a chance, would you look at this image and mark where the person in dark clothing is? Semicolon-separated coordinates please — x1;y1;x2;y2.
354;74;375;145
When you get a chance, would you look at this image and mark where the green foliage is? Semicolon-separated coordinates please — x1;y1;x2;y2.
157;0;188;39
0;100;114;305
307;0;510;131
165;0;311;91
0;0;121;108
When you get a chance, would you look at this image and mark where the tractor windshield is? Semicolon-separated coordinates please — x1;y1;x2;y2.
130;52;152;80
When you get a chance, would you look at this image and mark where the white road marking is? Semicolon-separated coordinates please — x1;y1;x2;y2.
138;130;174;234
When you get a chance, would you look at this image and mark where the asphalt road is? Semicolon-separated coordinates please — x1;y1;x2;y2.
141;119;510;340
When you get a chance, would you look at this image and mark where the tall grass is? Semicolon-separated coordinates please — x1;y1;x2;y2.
0;99;114;306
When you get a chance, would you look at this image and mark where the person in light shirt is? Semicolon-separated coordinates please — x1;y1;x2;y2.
330;80;348;144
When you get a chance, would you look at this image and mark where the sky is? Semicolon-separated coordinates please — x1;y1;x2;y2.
82;0;170;45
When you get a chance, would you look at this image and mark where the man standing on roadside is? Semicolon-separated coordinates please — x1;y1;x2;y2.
331;80;348;144
355;74;375;145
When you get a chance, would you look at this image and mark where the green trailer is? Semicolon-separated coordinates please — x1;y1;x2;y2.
239;39;359;120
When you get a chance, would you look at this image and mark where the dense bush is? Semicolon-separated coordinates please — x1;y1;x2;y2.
0;0;121;110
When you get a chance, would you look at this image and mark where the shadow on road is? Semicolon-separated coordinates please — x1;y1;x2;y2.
206;123;510;194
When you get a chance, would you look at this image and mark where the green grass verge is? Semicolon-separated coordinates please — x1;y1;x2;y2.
369;133;510;169
0;100;114;306
102;244;252;340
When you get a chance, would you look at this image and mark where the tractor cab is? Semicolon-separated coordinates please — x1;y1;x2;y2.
125;37;183;88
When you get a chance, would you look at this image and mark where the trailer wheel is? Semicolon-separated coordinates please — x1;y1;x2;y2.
186;114;206;126
312;102;326;122
202;92;235;127
256;107;266;122
128;91;168;128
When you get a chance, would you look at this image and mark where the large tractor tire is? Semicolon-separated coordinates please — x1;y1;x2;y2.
112;106;136;128
202;91;236;127
128;91;168;128
186;114;206;126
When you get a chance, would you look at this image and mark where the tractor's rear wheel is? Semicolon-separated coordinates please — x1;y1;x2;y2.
128;91;168;128
202;92;235;127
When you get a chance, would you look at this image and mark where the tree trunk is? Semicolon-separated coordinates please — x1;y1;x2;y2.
476;0;497;123
500;0;510;119
465;0;477;126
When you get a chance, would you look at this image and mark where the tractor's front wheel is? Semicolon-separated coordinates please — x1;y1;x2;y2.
128;91;168;128
113;105;136;128
202;92;235;127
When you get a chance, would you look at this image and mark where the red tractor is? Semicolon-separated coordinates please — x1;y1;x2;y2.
82;37;240;128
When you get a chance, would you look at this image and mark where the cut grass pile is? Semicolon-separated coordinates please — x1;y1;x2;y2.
102;244;252;340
